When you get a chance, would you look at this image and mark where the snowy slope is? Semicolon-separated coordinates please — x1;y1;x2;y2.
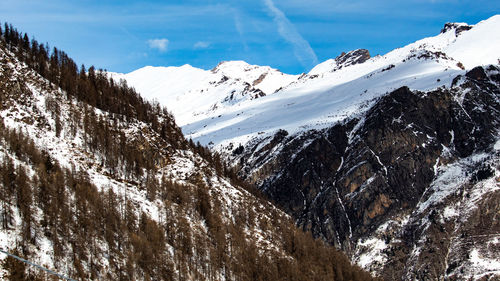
0;40;300;280
183;58;462;148
110;61;298;126
445;17;500;68
116;15;500;151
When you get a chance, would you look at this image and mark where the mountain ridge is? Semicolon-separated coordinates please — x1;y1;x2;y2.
115;15;500;153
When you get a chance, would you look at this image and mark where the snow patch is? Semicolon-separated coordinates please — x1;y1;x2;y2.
356;238;388;269
469;249;500;275
416;153;490;213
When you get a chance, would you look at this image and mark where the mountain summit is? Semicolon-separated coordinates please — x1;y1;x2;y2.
309;49;371;75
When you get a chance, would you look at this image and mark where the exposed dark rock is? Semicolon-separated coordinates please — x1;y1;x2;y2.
381;64;395;72
253;73;267;86
335;49;371;68
233;65;500;279
441;22;473;36
465;66;488;81
470;164;494;183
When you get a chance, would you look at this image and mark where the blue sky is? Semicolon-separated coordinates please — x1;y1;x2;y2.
1;0;498;74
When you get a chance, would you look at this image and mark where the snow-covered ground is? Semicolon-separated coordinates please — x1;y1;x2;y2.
0;43;293;279
109;61;298;127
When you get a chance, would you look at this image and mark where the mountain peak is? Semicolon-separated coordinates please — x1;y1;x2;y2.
308;48;371;75
138;63;198;72
211;60;252;73
334;49;371;68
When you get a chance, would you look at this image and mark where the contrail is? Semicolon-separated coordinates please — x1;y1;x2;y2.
263;0;319;70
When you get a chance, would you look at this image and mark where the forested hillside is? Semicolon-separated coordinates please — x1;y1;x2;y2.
0;23;376;281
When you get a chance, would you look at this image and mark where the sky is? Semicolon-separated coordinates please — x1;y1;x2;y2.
0;0;498;74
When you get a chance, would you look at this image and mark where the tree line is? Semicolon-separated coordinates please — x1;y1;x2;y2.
0;21;262;194
0;22;185;149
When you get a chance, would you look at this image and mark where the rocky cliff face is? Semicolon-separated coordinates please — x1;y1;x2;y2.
232;65;500;279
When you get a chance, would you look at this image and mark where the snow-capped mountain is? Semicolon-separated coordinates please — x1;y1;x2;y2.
116;15;500;152
0;24;373;280
110;61;298;127
115;15;500;280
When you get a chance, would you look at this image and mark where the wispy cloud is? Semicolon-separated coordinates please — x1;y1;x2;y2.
194;41;211;49
147;38;169;52
263;0;318;69
233;11;250;51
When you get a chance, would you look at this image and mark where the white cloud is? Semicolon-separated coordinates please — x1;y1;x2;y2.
263;0;318;69
147;38;169;52
194;41;211;49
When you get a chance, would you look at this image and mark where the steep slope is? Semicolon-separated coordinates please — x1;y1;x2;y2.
235;68;500;279
225;17;500;280
116;15;500;280
0;25;375;280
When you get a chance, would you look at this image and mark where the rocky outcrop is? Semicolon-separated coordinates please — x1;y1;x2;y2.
233;65;500;279
335;49;371;68
441;22;473;36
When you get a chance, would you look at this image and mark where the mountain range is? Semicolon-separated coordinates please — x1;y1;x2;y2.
113;15;500;280
0;14;499;281
112;16;499;150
